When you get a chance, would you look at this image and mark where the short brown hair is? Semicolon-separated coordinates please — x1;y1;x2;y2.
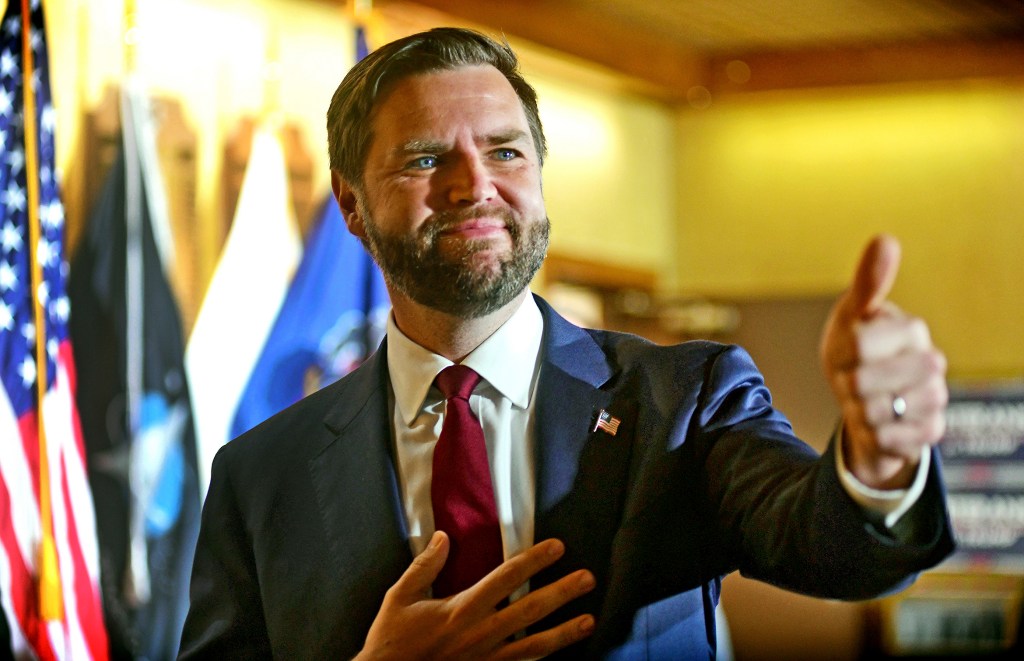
326;27;547;186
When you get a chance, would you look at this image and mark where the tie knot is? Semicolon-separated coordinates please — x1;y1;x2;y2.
435;365;481;401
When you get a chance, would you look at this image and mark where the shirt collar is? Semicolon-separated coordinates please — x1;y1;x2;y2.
387;295;545;426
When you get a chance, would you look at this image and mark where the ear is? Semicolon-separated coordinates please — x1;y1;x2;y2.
331;169;367;241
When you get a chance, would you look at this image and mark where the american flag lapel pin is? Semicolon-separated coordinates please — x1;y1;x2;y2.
593;409;621;436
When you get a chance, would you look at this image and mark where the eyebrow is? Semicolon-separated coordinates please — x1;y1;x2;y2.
482;129;531;147
393;129;531;156
394;139;446;156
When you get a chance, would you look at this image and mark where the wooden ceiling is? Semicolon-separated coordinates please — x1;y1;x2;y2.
377;0;1024;101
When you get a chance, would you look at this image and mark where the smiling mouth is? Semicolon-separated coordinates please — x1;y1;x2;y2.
436;214;511;239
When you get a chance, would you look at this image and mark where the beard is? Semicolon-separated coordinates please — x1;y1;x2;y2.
359;202;550;319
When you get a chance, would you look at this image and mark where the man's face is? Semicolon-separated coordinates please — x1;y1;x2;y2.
347;65;549;319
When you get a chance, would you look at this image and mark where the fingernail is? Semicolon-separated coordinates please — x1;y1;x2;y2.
429;532;443;549
547;539;564;557
579;615;595;634
579;571;596;590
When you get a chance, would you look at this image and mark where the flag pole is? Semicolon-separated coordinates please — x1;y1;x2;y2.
120;0;156;605
20;0;64;622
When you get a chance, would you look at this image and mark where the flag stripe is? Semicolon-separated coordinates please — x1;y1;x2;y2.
50;351;106;658
0;398;40;566
0;534;31;653
0;471;42;657
56;454;89;660
0;475;53;660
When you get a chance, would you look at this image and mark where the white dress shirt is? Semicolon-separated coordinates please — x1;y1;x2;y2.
384;295;927;575
387;296;543;564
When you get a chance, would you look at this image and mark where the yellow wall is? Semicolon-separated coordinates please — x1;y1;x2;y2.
532;73;676;281
676;81;1024;379
42;0;679;309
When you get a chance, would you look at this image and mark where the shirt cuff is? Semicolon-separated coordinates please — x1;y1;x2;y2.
834;425;931;528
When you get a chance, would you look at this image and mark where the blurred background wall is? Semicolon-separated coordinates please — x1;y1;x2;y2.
20;0;1024;658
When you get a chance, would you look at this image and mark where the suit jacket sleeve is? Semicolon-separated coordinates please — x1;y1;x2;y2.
177;447;272;659
695;343;953;598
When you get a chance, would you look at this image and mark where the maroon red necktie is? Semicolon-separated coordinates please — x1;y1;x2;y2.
430;365;503;597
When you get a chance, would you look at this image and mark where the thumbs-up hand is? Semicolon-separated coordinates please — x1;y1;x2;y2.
819;235;948;490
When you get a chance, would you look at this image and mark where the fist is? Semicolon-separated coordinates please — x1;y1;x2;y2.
819;235;948;489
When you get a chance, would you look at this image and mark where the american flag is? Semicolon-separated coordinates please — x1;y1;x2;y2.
0;0;109;658
594;409;621;436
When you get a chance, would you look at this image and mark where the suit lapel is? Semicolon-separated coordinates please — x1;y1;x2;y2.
532;297;637;617
302;300;638;641
307;343;412;642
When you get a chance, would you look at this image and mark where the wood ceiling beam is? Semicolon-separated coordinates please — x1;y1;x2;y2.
378;1;1024;102
707;38;1024;96
384;0;707;102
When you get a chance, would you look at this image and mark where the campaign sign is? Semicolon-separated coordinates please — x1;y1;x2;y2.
939;383;1024;572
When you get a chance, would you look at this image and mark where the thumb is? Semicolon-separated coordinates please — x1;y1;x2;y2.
390;531;450;603
838;234;901;320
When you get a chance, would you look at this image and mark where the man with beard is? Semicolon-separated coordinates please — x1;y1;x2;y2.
179;28;953;660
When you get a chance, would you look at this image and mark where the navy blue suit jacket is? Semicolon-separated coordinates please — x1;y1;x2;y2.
179;296;953;659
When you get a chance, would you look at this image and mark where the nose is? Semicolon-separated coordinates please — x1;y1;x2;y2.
447;153;497;206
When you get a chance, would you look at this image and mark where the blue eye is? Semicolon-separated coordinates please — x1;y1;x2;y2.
408;155;438;169
494;149;518;161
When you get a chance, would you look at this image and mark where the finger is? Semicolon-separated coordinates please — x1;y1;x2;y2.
856;313;932;363
836;234;901;323
486;569;596;642
854;348;946;399
387;531;450;604
465;538;566;609
871;414;948;458
858;374;949;427
492;614;596;661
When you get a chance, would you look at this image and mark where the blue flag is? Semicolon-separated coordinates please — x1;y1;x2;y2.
230;26;385;438
230;193;389;438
